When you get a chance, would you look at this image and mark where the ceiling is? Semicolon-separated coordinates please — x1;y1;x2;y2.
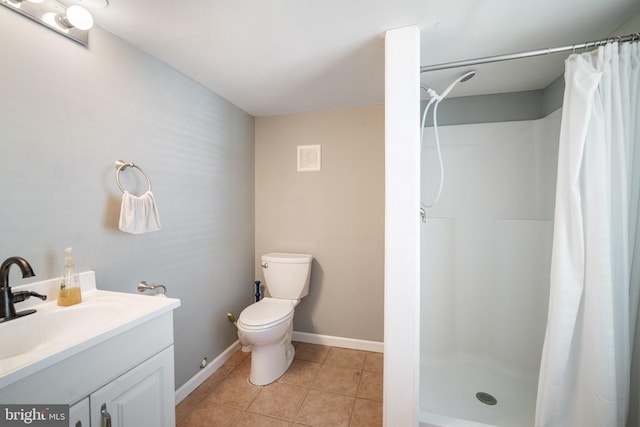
71;0;640;117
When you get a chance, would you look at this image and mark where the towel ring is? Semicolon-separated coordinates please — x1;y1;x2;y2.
115;160;152;194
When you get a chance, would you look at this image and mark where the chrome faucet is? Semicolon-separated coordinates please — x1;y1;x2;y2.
0;257;46;323
137;281;167;295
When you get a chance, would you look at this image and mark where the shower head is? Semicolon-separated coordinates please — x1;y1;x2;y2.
460;70;476;82
439;69;477;99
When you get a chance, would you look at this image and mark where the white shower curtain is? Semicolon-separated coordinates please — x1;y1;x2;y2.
535;41;640;427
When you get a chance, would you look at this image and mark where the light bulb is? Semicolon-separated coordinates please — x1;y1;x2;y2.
59;5;93;30
27;0;45;3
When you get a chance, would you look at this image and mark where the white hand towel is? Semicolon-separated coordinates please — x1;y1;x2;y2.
119;191;161;234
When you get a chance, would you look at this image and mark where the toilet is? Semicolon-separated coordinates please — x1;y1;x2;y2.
236;252;313;385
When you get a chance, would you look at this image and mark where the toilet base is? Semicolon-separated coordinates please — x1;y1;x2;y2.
249;338;295;386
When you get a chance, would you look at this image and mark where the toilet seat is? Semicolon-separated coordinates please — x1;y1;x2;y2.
238;298;294;330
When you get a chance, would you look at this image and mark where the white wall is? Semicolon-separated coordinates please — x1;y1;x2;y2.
420;111;561;377
0;11;254;389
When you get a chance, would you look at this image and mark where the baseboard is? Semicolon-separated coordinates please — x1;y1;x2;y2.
174;340;241;404
292;331;384;353
175;332;383;403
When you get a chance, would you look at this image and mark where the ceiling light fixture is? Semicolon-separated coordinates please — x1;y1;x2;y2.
57;4;93;30
0;0;93;45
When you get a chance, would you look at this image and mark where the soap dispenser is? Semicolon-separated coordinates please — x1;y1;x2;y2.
58;247;82;306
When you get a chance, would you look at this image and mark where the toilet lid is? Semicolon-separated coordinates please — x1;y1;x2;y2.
238;298;294;328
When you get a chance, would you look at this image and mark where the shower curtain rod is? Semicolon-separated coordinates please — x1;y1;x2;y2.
420;32;640;73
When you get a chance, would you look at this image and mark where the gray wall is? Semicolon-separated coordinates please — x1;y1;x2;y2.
421;76;565;126
0;11;254;389
255;106;385;342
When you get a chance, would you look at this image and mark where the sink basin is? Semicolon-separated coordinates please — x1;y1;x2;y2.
0;272;180;389
42;301;123;339
0;298;122;361
0;313;44;359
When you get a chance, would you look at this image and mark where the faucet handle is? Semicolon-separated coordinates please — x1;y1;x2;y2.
137;281;154;293
12;291;47;303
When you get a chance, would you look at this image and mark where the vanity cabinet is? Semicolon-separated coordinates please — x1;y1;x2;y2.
67;347;174;427
90;346;173;427
0;308;178;427
69;398;89;427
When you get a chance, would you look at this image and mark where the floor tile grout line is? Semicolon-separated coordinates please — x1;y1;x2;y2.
250;378;311;423
355;363;365;400
243;375;264;414
348;363;365;425
347;392;359;427
291;383;312;425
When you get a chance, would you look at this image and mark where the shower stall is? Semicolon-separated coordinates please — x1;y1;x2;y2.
384;25;640;427
415;30;640;426
419;108;561;426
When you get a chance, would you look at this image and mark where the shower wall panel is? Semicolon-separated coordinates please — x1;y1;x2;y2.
491;219;552;375
421;218;456;359
421;113;559;376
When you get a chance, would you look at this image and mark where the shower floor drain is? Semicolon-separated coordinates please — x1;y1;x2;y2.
476;391;497;406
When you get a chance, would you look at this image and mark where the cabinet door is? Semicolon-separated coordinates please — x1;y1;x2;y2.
90;346;175;427
69;397;90;427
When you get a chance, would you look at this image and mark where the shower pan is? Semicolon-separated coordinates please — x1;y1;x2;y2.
419;110;561;426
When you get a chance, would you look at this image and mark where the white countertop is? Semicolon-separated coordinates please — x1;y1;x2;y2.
0;271;180;389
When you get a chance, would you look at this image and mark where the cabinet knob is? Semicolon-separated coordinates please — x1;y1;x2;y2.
75;422;82;427
101;403;112;427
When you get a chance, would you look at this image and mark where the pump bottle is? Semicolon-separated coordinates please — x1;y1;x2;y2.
58;247;82;306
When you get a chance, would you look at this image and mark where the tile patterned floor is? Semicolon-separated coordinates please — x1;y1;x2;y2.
176;342;383;426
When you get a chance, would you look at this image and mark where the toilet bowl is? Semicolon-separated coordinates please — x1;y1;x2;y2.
237;298;295;385
236;253;312;385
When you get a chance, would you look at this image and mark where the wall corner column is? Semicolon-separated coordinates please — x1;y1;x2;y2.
383;25;421;426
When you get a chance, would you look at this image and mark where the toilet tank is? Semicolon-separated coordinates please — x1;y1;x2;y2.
261;253;313;300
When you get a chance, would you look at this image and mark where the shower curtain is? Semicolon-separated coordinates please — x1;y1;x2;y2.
535;41;640;427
